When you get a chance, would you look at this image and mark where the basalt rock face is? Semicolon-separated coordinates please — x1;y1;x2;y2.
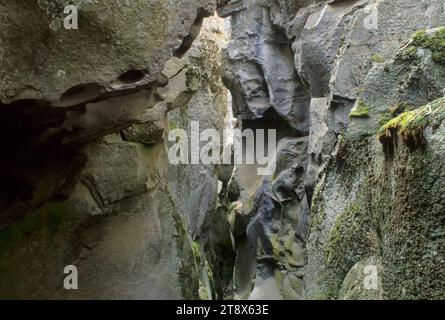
1;0;445;301
306;28;445;300
0;0;217;103
222;0;311;134
221;0;445;300
245;137;310;300
0;0;217;228
0;8;228;298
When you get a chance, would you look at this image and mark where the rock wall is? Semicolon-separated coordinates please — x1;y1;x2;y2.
306;28;445;300
220;0;445;300
0;7;229;299
0;0;217;228
1;0;445;300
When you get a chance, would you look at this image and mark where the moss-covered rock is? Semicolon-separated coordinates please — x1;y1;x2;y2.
378;97;445;149
306;118;445;300
409;28;445;65
338;256;384;300
349;100;370;119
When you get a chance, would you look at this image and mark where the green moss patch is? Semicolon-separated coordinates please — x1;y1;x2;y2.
378;101;415;127
399;28;445;65
411;28;445;65
349;100;370;119
397;45;421;63
370;54;385;64
378;97;445;148
378;113;394;127
322;199;374;299
0;200;67;247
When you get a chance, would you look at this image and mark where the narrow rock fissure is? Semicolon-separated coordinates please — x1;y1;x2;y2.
0;0;444;301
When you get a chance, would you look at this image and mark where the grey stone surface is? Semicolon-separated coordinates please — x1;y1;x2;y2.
0;15;229;300
348;28;445;138
330;0;445;101
0;0;217;103
223;0;445;301
296;0;369;97
1;0;445;302
338;256;384;300
222;0;311;133
233;137;309;300
305;29;445;299
306;98;337;192
0;0;219;227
